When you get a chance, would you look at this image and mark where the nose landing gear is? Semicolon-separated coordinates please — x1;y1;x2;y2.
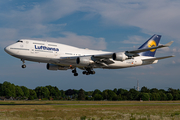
21;59;26;68
22;64;26;68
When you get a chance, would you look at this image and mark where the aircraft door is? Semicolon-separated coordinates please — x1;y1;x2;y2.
134;59;142;66
31;47;34;54
54;51;58;56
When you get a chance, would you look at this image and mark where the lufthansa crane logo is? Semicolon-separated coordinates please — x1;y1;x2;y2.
148;40;157;52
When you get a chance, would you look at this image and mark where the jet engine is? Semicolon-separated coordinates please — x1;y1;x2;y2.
46;63;68;70
112;52;128;61
76;56;94;66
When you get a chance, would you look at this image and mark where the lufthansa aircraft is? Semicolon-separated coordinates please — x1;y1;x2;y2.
4;34;174;76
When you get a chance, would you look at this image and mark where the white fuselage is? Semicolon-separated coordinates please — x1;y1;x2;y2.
4;39;157;69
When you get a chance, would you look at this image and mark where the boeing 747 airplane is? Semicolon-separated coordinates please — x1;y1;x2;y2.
4;34;174;76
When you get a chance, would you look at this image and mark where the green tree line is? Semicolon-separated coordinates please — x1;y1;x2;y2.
0;81;179;101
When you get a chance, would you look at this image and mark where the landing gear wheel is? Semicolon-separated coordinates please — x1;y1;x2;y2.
91;71;95;74
22;64;26;68
82;71;86;74
72;70;75;73
74;73;78;76
86;72;90;75
21;59;26;69
72;68;78;76
90;71;93;74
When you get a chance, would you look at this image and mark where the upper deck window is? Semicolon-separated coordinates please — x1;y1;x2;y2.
17;40;23;43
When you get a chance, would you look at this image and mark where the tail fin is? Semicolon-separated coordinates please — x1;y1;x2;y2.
138;34;161;57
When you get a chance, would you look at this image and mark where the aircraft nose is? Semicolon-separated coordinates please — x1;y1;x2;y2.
4;46;8;52
4;46;10;54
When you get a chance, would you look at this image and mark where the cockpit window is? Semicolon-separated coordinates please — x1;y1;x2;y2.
17;40;23;43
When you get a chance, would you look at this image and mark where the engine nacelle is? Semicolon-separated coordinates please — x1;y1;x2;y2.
112;52;128;61
46;63;68;70
76;56;94;66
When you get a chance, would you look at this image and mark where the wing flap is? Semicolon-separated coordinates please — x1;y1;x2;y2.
92;53;114;65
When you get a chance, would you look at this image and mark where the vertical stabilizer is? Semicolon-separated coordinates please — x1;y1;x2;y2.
138;34;161;57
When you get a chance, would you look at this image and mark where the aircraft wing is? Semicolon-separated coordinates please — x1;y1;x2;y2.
92;53;113;59
49;54;115;67
93;41;174;58
142;55;175;61
48;56;76;66
50;41;174;66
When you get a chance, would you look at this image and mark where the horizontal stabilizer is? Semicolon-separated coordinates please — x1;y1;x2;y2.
127;41;174;54
142;55;175;61
164;41;174;47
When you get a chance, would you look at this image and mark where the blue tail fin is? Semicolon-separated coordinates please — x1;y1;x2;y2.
138;34;161;57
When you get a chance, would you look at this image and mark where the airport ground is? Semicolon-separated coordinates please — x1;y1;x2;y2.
0;101;180;120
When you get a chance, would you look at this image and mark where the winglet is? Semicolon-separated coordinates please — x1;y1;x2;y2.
164;41;174;47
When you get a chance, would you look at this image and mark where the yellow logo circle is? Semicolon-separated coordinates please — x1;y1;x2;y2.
148;40;157;52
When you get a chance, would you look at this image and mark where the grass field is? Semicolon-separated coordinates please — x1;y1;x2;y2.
0;101;180;120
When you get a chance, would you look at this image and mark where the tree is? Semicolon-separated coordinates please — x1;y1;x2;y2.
117;94;122;100
117;88;129;100
128;89;139;100
15;85;24;97
87;91;93;96
166;93;173;100
107;90;114;100
113;88;118;94
85;91;93;100
159;89;166;93
159;92;167;100
150;88;159;93
112;94;118;101
117;88;128;95
140;93;150;101
126;92;133;100
102;90;108;100
94;94;103;100
54;86;61;99
21;86;30;98
41;87;50;99
65;89;75;96
46;85;61;99
168;88;180;100
141;86;150;93
92;89;102;97
102;90;116;100
2;81;16;97
0;83;3;96
78;89;85;100
173;94;180;100
46;85;56;97
29;89;37;100
35;86;50;99
150;93;160;100
60;90;66;98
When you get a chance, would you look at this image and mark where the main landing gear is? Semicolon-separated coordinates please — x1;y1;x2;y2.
82;68;95;75
21;59;26;68
72;68;78;76
72;68;95;76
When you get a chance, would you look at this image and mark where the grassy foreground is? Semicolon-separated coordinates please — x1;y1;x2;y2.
0;101;180;120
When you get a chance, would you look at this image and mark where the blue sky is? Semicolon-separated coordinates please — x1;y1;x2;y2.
0;0;179;91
